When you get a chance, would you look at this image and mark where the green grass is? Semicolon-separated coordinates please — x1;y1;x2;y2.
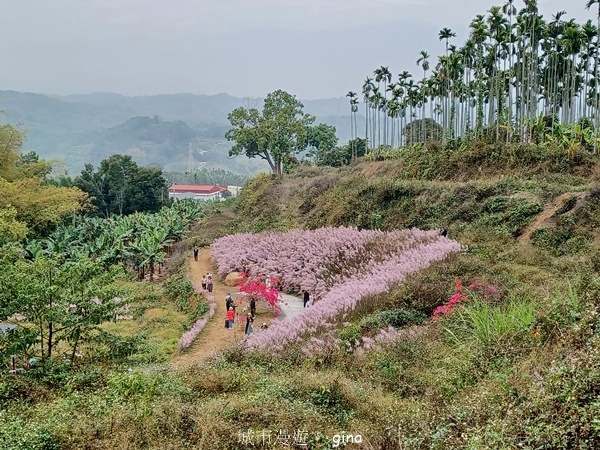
444;296;535;354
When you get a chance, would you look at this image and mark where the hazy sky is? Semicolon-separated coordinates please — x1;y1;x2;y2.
1;0;595;99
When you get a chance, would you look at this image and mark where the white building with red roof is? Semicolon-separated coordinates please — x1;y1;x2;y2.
168;184;229;202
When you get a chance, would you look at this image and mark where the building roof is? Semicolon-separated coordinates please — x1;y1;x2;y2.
168;184;229;194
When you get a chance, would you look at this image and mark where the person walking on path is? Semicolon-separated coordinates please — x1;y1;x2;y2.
201;274;207;291
226;293;233;310
250;297;256;317
245;313;254;335
303;290;310;308
226;307;235;329
193;247;199;262
207;275;214;293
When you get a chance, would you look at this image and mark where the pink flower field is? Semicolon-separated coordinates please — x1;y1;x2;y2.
212;227;462;351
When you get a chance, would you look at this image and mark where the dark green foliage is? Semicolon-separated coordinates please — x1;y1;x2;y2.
307;123;338;155
226;90;316;177
402;118;443;146
309;137;367;167
336;323;362;350
360;307;427;332
476;198;543;237
518;361;600;449
164;273;208;320
164;271;209;322
368;338;430;395
0;327;37;362
532;219;592;256
164;274;195;305
75;154;170;217
0;420;61;450
388;255;507;314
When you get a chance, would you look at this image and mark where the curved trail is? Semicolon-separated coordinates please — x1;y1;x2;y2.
518;192;584;243
170;248;303;368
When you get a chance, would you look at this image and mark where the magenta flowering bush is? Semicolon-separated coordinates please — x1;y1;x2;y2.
432;278;500;319
212;227;462;351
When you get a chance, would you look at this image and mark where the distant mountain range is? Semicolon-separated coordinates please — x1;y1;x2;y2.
0;90;360;176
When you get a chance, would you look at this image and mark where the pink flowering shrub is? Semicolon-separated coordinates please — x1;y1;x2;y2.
237;273;283;315
432;278;500;319
212;227;462;351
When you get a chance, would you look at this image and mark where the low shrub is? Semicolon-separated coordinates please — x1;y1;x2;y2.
93;330;150;362
360;307;427;332
532;223;592;256
0;418;61;450
107;369;189;403
164;274;194;306
386;254;504;315
367;337;432;396
336;323;361;351
306;380;354;426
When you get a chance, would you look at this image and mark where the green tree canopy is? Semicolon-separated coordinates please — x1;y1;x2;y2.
226;90;316;177
75;154;169;217
310;138;367;167
0;254;125;360
0;124;88;239
307;123;338;155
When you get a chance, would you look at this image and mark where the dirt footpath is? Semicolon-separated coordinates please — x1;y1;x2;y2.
170;248;245;367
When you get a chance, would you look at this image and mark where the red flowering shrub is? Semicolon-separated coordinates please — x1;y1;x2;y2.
432;278;499;319
237;272;283;315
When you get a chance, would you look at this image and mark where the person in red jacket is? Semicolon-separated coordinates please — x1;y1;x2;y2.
226;307;235;329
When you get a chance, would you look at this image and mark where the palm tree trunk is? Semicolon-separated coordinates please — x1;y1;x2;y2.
595;4;600;153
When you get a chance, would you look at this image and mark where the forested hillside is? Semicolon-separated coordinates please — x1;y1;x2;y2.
0;90;353;175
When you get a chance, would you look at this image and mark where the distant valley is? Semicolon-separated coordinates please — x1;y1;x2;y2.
0;90;357;176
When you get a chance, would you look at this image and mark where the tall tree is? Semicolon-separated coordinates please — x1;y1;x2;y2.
226;90;315;177
362;78;375;150
417;51;431;140
306;123;339;165
439;27;457;138
0;124;88;237
75;155;169;217
588;0;600;153
346;91;359;159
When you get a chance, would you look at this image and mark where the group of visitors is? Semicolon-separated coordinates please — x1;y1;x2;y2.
223;292;264;335
193;251;271;336
201;273;213;293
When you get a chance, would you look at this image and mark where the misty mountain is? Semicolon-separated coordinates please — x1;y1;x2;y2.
0;90;359;175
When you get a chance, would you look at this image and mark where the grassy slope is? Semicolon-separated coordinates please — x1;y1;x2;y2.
4;148;600;449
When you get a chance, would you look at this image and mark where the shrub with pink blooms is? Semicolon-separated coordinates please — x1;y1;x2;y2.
237;273;283;315
432;278;501;319
211;226;462;351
